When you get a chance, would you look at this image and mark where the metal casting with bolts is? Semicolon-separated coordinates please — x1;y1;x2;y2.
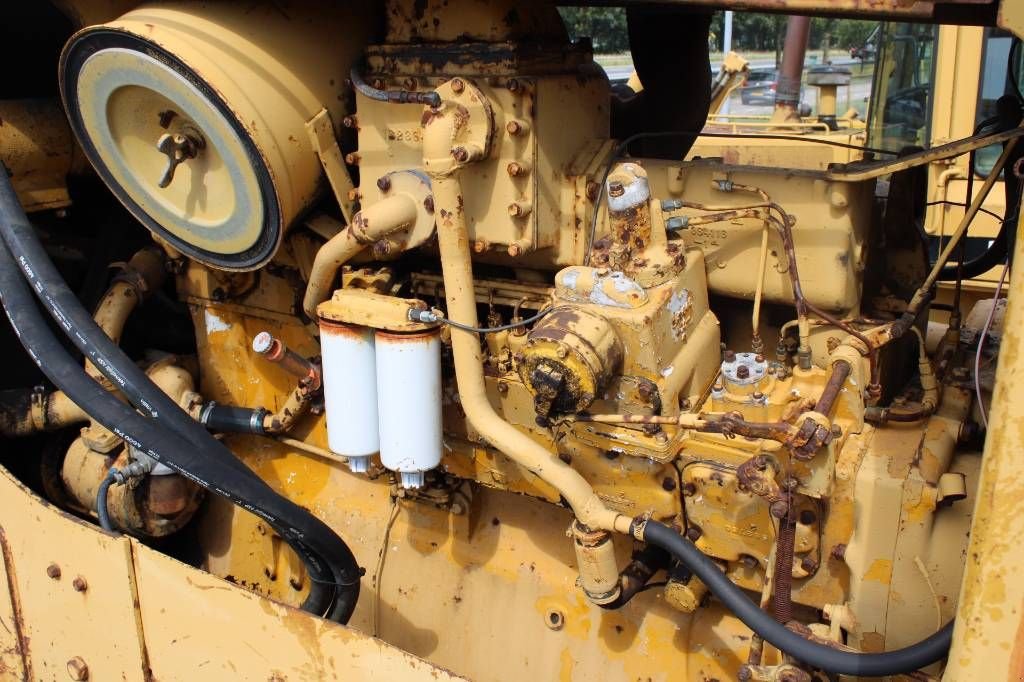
0;0;1021;679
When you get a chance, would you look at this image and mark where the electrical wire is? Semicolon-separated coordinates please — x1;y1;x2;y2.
439;307;553;333
585;129;899;265
925;200;1004;223
975;258;1010;429
96;468;120;533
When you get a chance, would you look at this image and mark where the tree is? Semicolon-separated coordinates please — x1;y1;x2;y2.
557;7;628;54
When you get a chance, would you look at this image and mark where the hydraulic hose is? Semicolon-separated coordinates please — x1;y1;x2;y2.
638;520;952;676
0;181;362;623
96;469;119;532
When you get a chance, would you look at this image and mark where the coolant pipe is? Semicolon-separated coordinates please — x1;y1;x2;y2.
302;194;419;319
0;387;87;437
429;172;630;535
638;519;952;676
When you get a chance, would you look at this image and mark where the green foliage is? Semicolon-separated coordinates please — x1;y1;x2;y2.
557;7;628;54
559;7;878;58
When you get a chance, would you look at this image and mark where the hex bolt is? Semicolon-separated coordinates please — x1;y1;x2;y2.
66;657;89;681
450;78;465;94
376;176;391;192
341;115;358;129
722;349;736;363
736;365;750;380
752;391;764;400
506;119;529;136
344;152;360;165
800;556;819;573
451;147;470;163
507;161;529;177
507;202;532;218
472;240;489;254
46;563;61;580
661;477;677;492
665;216;688;232
72;576;88;593
423;195;435;213
685;526;702;542
607;181;625;198
754;354;765;363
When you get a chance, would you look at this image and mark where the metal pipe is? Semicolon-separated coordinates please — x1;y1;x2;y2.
350;65;440;108
429;173;630;534
253;331;321;390
773;16;811;122
814;360;851;415
302;194;419;318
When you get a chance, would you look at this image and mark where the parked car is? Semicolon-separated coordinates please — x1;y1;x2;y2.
739;69;778;105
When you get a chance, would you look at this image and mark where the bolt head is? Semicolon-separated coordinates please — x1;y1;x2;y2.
46;563;61;580
376;176;391;192
452;147;469;163
72;577;88;592
608;181;625;197
506;120;523;136
723;349;736;363
423;196;435;213
736;365;750;380
685;526;702;541
451;78;465;94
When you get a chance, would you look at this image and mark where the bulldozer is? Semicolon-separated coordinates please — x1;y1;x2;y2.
0;0;1021;679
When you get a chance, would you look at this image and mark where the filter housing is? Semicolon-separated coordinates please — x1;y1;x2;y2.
60;1;372;270
320;322;379;474
375;330;443;488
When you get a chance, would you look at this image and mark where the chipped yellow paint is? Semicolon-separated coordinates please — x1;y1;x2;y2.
864;559;894;585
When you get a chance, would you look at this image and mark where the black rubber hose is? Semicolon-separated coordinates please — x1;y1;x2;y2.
639;520;952;676
96;469;118;532
199;402;268;435
0;186;361;623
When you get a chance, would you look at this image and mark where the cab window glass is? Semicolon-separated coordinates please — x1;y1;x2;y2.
867;22;938;153
975;29;1022;176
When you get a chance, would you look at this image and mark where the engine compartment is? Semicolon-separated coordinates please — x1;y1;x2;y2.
0;0;1013;679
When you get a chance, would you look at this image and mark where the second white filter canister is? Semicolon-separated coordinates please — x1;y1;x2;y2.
374;329;443;488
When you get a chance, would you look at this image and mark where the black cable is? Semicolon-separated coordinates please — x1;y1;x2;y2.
640;520;951;676
0;177;361;623
440;307;553;333
925;200;1003;223
96;469;119;532
1009;39;1023;104
349;65;440;108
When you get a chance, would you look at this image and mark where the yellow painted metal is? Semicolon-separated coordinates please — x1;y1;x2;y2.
63;1;375;268
944;213;1024;679
0;466;462;680
0;100;74;213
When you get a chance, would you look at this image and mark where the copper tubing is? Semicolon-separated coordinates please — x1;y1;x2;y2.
253;331;321;391
429;173;630;534
302;193;419;318
814;360;851;415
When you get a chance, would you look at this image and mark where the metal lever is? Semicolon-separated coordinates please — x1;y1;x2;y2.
156;131;204;188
